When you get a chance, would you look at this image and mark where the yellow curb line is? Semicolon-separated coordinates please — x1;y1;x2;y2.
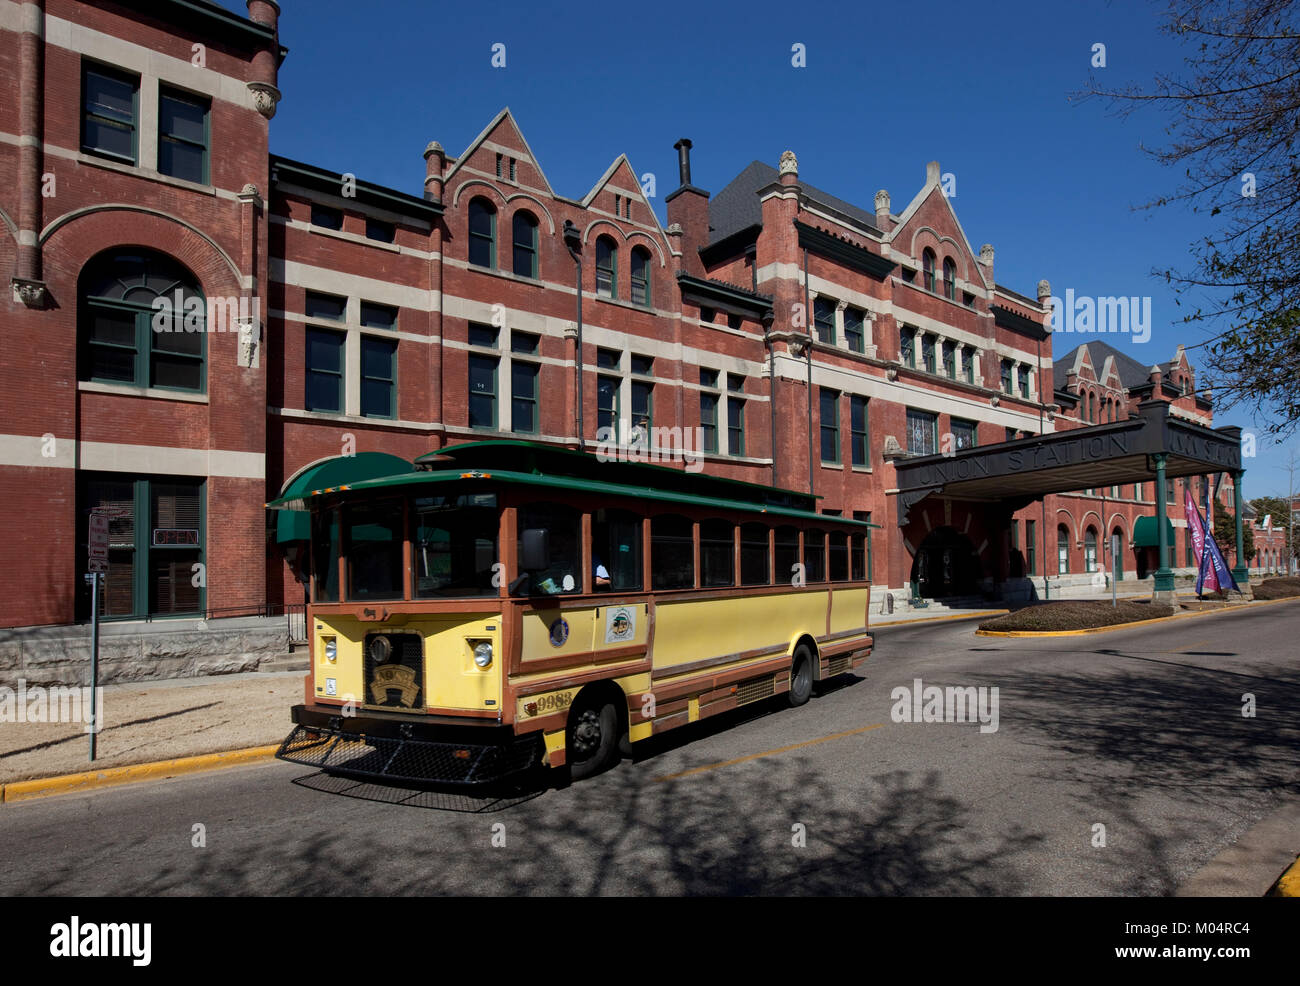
0;744;282;804
1269;855;1300;897
974;593;1300;637
874;609;1008;628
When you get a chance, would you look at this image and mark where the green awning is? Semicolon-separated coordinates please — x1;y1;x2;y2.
272;452;414;543
1132;515;1175;548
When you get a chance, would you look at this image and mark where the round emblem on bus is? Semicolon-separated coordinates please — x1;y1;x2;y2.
549;618;569;647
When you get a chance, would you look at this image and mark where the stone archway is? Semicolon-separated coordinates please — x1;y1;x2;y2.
910;525;981;598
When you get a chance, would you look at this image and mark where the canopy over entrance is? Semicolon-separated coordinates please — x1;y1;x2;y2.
1132;515;1175;549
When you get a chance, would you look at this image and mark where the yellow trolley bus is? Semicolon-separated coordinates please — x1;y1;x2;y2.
268;441;875;784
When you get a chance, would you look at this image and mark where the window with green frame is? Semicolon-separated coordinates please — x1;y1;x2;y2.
82;62;138;164
819;387;840;463
511;359;539;433
597;374;620;436
921;333;936;373
630;247;651;306
158;85;209;184
1001;358;1013;394
899;326;915;367
941;340;955;378
951;417;978;450
844;306;865;353
850;395;869;466
813;296;835;344
512;210;539;278
1018;363;1031;399
360;336;396;418
595;235;617;299
468;197;496;268
79;250;205;392
305;328;345;413
79;474;204;621
468;352;498;428
631;378;653;429
727;383;745;457
700;368;720;454
906;408;938;455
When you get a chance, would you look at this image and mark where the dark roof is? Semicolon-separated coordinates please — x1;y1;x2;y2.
270;155;443;221
708;161;882;246
1053;341;1155;392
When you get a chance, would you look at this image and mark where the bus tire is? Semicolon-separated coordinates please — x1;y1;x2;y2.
788;645;814;707
567;693;620;780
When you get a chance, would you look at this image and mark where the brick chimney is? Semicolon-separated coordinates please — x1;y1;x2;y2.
665;138;710;278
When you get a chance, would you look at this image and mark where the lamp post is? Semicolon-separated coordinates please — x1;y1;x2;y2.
563;220;584;446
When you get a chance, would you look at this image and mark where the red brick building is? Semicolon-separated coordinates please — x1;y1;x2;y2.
0;0;1251;654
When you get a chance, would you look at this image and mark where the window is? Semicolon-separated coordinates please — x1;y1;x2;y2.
305;291;346;322
1026;519;1037;575
899;327;915;367
1084;527;1098;573
844;306;865;353
906;409;938;455
700;519;735;587
468;197;496;268
942;340;955;378
775;526;800;586
595;235;617;299
468;322;498;348
631;356;653;432
820;388;840;463
1058;525;1070;574
597;374;620;436
741;523;770;585
414;492;499;598
512;211;538;278
518;502;581;595
850;396;870;467
922;334;936;373
468;352;498;428
951;418;978;450
511;360;539;434
158;86;209;183
630;353;654;376
1134;482;1143;500
829;531;849;582
1000;359;1013;394
1018;364;1031;399
365;218;395;243
651;514;694;590
347;500;404;601
727;312;743;329
82;63;138;164
79;249;205;392
360;302;397;330
965;349;975;384
804;529;826;582
495;153;503;178
509;157;517;182
305;328;345;413
922;249;936;292
850;522;868;581
360;336;396;418
630;247;651;306
80;475;204;621
700;306;715;324
511;331;539;355
727;375;745;456
311;204;343;230
591;508;642;592
814;297;835;344
942;257;956;300
700;368;720;454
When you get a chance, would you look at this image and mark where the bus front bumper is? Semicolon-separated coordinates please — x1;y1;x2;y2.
276;704;542;786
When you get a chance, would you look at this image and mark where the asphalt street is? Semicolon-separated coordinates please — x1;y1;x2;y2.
2;604;1296;895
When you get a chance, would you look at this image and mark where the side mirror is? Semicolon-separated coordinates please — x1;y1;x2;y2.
519;528;550;571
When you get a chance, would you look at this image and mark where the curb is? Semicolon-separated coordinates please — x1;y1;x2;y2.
974;593;1300;637
873;609;1008;628
1268;856;1300;897
0;744;281;805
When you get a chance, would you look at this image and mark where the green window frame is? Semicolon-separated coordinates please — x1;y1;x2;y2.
900;327;915;367
511;359;539;434
850;396;869;466
727;394;745;457
468;352;499;429
512;211;538;278
922;249;936;292
630;247;651;306
844;307;865;353
965;349;975;384
813;297;835;344
597;374;620;436
80;250;206;393
819;388;840;464
360;301;398;330
305;291;346;322
1001;358;1014;394
360;335;397;419
468;198;496;269
943;257;956;300
1026;519;1037;575
596;236;617;299
941;340;955;378
906;408;938;455
1018;364;1031;399
631;378;653;430
158;84;210;184
921;333;936;373
82;62;138;165
305;327;345;413
952;417;978;450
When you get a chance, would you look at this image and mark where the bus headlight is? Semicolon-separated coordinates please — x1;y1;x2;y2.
323;638;337;662
473;641;493;668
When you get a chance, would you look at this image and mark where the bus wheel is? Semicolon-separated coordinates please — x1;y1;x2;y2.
788;646;814;707
567;694;620;780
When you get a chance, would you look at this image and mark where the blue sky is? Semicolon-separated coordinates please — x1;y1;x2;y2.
225;0;1295;498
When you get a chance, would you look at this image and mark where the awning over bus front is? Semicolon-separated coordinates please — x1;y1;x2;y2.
272;452;414;542
1132;515;1175;549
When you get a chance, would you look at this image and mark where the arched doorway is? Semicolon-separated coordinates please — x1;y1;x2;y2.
910;526;981;598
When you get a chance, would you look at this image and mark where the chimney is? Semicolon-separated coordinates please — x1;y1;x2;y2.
666;137;709;278
246;1;281;120
423;141;445;202
1149;364;1164;397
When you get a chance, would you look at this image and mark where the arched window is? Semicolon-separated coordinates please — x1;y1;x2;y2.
511;210;538;278
922;249;936;292
942;257;956;300
630;246;651;306
595;235;617;299
79;248;205;392
1084;526;1098;572
1057;524;1070;574
468;197;496;268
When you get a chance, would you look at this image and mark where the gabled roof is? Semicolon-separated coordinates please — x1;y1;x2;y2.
708;161;882;246
443;107;557;198
890;177;990;292
1053;341;1155;392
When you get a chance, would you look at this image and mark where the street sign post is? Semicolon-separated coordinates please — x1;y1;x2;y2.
1110;533;1119;608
